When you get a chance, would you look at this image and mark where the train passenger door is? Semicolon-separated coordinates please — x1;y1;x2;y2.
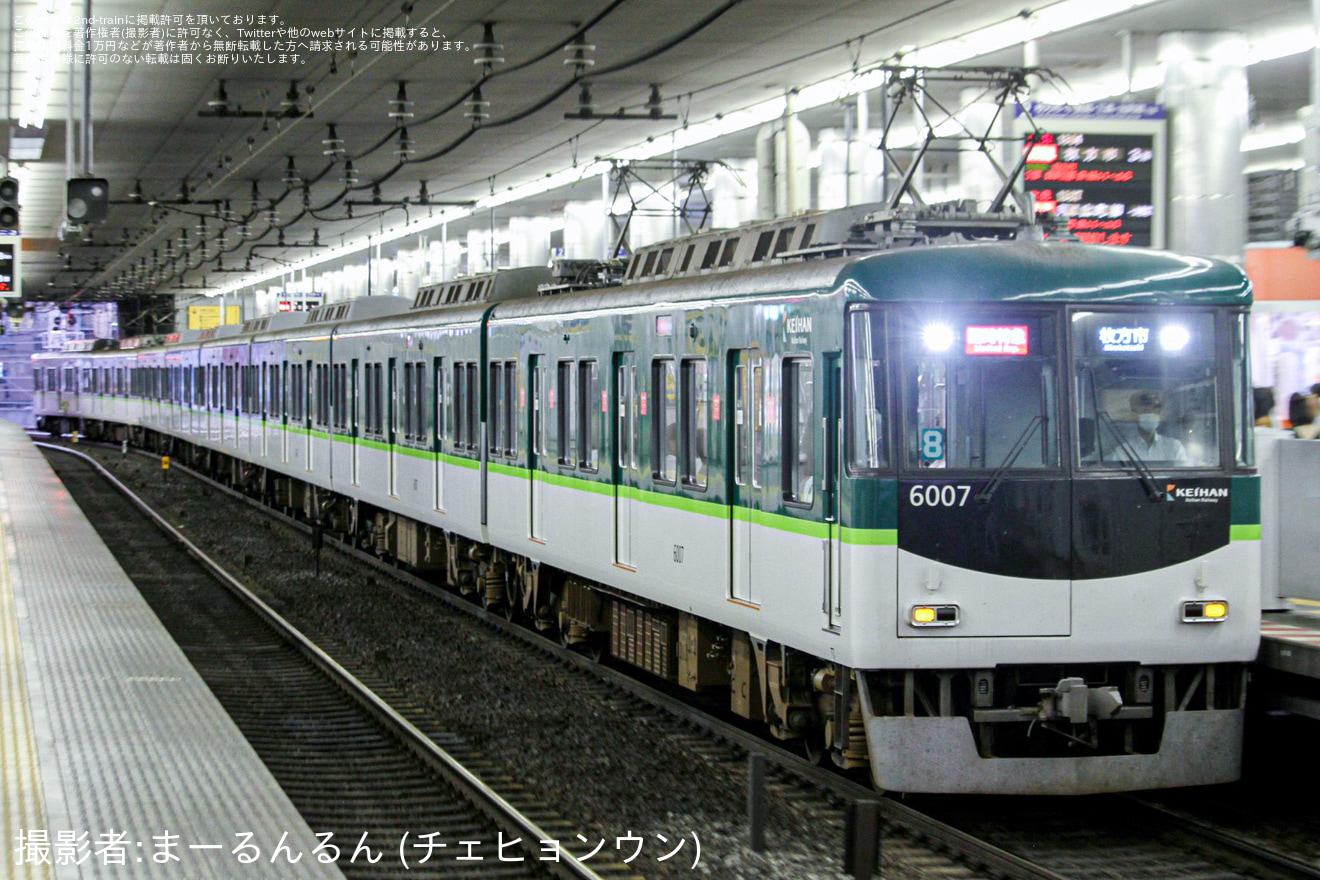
613;351;638;567
730;350;765;603
528;356;544;539
822;352;843;630
388;357;399;497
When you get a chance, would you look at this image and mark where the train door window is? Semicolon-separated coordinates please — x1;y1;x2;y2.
699;241;720;270
773;227;795;257
577;359;597;470
431;358;443;444
489;362;504;455
557;360;576;467
531;359;545;457
651;358;677;484
375;364;386;436
847;310;890;471
225;366;234;410
718;237;740;268
467;364;483;451
752;231;774;263
681;358;708;489
783;357;814;506
503;361;517;458
679;244;695;273
734;364;747;485
751;362;765;489
116;368;124;396
304;361;314;423
402;364;413;438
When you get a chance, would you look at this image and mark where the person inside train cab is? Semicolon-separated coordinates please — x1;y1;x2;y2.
1287;392;1319;440
1128;390;1188;464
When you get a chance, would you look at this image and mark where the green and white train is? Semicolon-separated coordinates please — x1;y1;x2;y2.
35;203;1260;794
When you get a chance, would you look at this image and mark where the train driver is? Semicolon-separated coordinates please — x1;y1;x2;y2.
1127;390;1189;465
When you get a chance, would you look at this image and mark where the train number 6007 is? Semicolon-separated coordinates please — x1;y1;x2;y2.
908;485;971;507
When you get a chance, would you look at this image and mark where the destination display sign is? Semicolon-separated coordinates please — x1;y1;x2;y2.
0;242;16;297
1022;131;1157;248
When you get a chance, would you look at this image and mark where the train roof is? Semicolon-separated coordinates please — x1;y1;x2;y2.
838;242;1252;307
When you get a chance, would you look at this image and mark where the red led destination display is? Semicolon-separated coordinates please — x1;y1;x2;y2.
1022;131;1155;247
965;325;1029;356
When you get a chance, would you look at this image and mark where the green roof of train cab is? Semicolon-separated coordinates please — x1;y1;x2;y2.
838;241;1252;306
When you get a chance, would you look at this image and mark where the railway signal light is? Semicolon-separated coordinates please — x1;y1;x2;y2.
0;177;19;231
67;178;110;224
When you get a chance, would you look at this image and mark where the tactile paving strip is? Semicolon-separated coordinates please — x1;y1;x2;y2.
0;423;343;880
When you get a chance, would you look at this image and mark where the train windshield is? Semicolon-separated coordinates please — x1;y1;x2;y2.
900;311;1060;470
1072;310;1219;470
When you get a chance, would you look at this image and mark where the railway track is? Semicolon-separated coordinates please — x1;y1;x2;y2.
41;443;616;880
43;436;1320;880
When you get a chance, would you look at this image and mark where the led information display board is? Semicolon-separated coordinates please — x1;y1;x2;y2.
1023;131;1156;247
0;240;19;299
1014;103;1166;250
187;305;241;329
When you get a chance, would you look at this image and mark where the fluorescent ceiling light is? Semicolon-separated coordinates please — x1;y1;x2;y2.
9;126;47;161
1241;123;1306;153
18;0;72;129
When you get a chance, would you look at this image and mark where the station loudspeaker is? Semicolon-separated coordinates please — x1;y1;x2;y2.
67;178;109;224
0;177;18;232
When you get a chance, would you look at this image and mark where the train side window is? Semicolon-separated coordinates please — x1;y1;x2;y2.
489;362;504;455
453;363;465;447
651;358;677;484
699;241;720;270
800;224;815;249
681;358;708;489
503;360;517;458
578;359;598;471
557;360;576;467
783;357;814;506
626;255;641;280
641;251;658;277
376;364;386;436
718;237;740;268
679;244;695;273
752;231;774;262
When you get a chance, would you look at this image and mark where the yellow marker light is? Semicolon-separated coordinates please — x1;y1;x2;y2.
912;607;937;624
1182;600;1229;623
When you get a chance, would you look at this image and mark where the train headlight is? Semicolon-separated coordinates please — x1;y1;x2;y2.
910;604;959;627
1182;600;1228;623
922;323;955;352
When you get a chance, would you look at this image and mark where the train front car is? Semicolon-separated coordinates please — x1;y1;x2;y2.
844;242;1258;795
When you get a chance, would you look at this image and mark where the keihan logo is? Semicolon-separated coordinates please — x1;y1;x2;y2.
1165;483;1228;503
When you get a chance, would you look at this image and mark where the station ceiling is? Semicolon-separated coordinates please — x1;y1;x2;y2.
1;0;1311;301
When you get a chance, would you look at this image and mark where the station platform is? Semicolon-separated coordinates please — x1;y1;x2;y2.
0;421;342;879
1260;602;1320;682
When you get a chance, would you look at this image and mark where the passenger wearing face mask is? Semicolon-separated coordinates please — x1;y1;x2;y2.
1128;391;1189;464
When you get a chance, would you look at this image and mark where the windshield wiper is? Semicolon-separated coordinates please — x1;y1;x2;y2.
1097;411;1166;503
975;415;1043;505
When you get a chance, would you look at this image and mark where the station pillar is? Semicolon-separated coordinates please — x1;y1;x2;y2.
1157;31;1248;261
1304;0;1320;207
